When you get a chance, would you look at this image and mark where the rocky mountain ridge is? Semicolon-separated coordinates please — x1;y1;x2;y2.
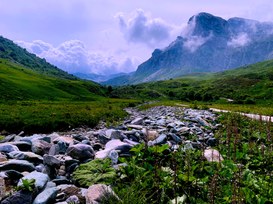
106;12;273;85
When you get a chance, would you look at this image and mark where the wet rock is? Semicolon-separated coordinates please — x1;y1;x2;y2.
32;187;58;204
0;144;19;153
66;144;95;161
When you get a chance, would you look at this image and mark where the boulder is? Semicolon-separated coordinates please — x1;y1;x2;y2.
66;144;94;161
8;151;43;163
31;140;51;156
85;184;119;204
130;117;143;125
18;171;49;190
32;187;58;204
1;190;33;204
204;148;223;162
0;160;35;172
0;144;19;153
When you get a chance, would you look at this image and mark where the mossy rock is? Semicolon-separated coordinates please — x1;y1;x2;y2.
72;159;116;187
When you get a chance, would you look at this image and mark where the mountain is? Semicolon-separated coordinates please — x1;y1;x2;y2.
0;36;106;101
0;58;106;101
73;72;130;83
106;12;273;85
112;59;273;104
0;36;75;79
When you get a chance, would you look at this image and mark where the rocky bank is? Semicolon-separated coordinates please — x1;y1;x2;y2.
0;106;222;204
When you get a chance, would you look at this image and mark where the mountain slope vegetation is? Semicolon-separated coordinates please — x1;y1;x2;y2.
0;36;75;79
0;59;106;101
111;59;273;105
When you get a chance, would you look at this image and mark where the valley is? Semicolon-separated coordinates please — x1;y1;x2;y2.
0;8;273;204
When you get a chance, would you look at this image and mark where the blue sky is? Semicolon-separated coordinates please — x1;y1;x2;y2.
1;0;273;75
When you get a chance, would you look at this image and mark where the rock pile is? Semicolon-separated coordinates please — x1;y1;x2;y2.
0;106;222;204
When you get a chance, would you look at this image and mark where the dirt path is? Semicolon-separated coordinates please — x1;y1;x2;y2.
209;108;273;122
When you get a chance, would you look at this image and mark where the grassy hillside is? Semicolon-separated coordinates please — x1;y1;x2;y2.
0;58;140;133
0;59;105;101
0;36;75;79
112;59;273;105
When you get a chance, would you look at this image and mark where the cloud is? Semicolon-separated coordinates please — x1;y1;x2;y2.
227;33;250;47
117;9;177;47
16;40;137;75
180;16;213;52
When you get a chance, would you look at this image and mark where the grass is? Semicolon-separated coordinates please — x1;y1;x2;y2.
98;112;273;204
112;59;273;106
0;99;139;134
0;59;105;101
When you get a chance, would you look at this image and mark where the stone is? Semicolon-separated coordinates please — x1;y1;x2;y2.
0;144;19;153
130;117;143;125
31;139;51;156
85;184;119;204
9;141;32;151
66;144;95;161
206;138;217;147
0;152;7;162
8;151;43;163
97;131;110;145
151;134;167;145
66;195;80;204
56;184;85;203
53;136;74;145
49;140;68;155
0;160;35;172
204;148;223;162
147;130;159;141
177;127;190;135
105;129;124;140
43;155;61;167
18;171;49;190
32;187;58;204
127;124;143;130
0;134;15;143
1;190;33;204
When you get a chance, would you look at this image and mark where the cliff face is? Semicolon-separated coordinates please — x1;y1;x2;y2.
106;12;273;85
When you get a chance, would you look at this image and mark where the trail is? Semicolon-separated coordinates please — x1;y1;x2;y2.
209;108;273;122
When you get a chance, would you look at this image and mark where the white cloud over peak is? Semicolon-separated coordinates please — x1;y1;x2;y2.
227;33;250;48
181;16;213;52
117;9;180;47
16;40;138;75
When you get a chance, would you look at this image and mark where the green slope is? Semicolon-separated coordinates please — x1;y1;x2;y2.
0;59;106;101
112;59;273;104
0;36;75;79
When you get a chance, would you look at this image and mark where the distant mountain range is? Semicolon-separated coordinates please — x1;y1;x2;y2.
105;12;273;85
73;72;131;83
